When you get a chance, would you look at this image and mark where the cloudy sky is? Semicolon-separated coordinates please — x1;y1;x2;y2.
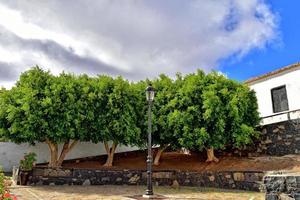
0;0;283;88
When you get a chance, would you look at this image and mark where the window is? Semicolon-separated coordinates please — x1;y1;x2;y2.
271;85;289;113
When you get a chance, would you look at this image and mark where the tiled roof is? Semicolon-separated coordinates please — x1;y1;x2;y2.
244;62;300;85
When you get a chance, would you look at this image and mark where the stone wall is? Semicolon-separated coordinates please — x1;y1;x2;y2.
230;119;300;157
28;167;265;191
264;173;300;200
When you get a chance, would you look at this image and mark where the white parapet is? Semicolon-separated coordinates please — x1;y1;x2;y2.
0;141;137;172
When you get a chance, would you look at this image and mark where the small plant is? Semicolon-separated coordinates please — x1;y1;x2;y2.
2;193;17;200
0;168;5;197
19;152;37;171
0;167;17;200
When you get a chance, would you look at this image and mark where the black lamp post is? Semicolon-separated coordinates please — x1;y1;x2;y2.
143;85;155;198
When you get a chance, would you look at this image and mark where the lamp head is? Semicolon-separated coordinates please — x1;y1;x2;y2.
145;85;155;102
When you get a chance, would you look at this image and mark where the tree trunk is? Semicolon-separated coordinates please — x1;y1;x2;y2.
46;139;58;167
205;148;219;163
46;139;78;167
103;141;118;167
154;144;169;166
56;140;78;166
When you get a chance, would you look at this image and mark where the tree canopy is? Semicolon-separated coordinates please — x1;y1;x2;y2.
0;67;94;166
89;76;142;166
168;71;260;162
0;67;260;167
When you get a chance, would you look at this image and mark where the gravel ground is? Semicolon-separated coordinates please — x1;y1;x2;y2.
10;185;264;200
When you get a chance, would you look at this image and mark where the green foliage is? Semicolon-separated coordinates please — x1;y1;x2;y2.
90;76;141;146
0;66;260;165
144;74;183;150
19;152;37;171
0;167;4;197
169;70;260;151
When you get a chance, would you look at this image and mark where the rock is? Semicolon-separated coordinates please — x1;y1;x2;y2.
265;193;278;200
57;169;71;177
208;175;215;181
277;136;282;140
101;177;110;182
264;176;285;193
293;193;300;199
245;173;258;182
279;193;293;200
273;128;279;133
184;179;190;184
116;177;122;182
262;145;268;150
35;180;43;186
128;175;140;184
49;182;55;186
82;179;91;186
171;180;179;189
262;128;267;135
233;173;245;181
278;125;285;130
46;169;58;176
153;172;172;179
225;174;231;179
257;148;263;153
265;139;273;144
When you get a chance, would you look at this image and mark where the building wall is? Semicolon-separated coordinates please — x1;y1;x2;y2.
249;67;300;123
0;142;137;172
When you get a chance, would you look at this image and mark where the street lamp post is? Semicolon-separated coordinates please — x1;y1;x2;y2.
143;85;155;198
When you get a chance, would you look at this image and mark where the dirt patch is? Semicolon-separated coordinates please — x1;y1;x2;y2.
60;151;300;172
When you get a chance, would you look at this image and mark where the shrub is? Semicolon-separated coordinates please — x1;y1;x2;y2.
19;152;37;171
0;168;5;197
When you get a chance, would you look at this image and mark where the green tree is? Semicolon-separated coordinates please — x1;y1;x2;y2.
169;71;260;162
44;73;95;166
0;67;93;167
201;72;260;162
0;88;9;142
148;74;183;165
90;76;141;167
168;70;208;157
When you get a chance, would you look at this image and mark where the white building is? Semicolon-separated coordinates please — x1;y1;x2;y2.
245;62;300;125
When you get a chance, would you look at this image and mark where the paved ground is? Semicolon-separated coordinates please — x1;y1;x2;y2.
10;185;264;200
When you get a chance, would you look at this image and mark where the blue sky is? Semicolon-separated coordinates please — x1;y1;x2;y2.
220;1;300;81
0;1;294;88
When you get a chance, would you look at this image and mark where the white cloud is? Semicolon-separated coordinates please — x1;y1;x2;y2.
0;0;278;87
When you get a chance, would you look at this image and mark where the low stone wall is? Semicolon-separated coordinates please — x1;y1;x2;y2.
264;173;300;200
229;119;300;157
28;167;265;191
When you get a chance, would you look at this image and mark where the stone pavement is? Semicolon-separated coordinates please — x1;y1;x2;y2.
10;185;264;200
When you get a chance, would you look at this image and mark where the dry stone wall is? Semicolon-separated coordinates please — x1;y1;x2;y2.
28;167;265;191
264;173;300;200
229;119;300;157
